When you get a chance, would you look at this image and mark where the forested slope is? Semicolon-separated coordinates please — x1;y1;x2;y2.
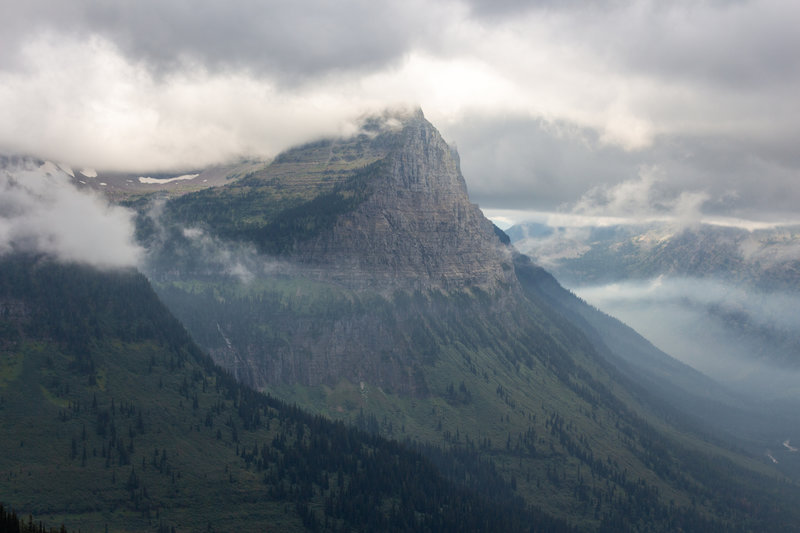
0;255;568;532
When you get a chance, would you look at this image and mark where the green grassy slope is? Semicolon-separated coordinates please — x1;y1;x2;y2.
154;134;396;257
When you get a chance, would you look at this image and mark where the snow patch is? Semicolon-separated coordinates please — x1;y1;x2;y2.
57;164;74;177
138;173;199;184
79;168;97;178
182;227;204;239
767;452;778;464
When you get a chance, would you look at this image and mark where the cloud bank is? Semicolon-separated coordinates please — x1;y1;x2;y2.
0;160;141;268
569;167;709;226
1;0;800;222
575;277;800;402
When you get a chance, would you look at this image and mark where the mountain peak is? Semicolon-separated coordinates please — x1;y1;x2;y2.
293;112;514;292
356;106;425;136
156;112;513;293
387;109;466;196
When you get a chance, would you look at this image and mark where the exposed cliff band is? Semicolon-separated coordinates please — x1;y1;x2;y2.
293;109;515;292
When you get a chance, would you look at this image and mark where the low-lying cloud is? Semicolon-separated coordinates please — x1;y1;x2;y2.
740;231;800;268
0;159;141;268
570;167;709;226
575;277;800;402
138;199;287;284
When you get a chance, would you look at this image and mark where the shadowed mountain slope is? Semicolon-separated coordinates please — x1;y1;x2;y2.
133;111;800;531
0;255;570;532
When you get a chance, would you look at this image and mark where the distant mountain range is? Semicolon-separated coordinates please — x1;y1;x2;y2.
508;220;800;393
507;220;800;292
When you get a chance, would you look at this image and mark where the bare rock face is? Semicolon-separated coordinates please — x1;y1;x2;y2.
151;110;519;394
295;109;515;293
208;305;433;396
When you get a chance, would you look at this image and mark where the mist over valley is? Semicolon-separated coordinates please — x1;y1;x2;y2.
510;219;800;473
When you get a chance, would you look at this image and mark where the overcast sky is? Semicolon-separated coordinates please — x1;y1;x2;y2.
2;0;799;227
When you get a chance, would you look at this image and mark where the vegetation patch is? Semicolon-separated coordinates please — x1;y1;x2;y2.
0;352;23;389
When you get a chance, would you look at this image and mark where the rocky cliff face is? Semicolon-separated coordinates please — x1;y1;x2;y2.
145;110;519;393
293;110;515;292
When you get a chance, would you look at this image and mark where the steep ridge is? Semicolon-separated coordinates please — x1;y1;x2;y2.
137;111;800;530
0;255;564;532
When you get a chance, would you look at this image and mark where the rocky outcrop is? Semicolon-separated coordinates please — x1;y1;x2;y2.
294;110;516;293
150;110;520;393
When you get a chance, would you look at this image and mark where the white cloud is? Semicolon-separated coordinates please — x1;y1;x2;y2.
0;30;671;173
0;0;799;222
0;160;142;268
0;35;367;171
569;166;709;225
0;6;765;172
574;277;800;396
